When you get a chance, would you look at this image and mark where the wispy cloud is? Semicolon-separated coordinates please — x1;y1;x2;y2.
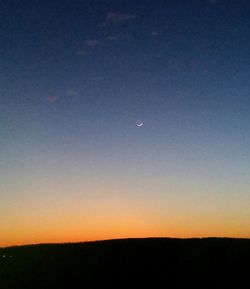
85;39;99;47
151;31;160;37
67;89;78;96
97;22;107;28
76;49;87;56
107;35;120;41
106;12;136;23
99;11;136;27
47;95;59;103
76;40;99;57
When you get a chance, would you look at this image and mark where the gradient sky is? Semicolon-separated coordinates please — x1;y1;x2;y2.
1;0;250;246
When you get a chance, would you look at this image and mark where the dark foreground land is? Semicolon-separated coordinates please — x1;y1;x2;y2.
0;238;249;289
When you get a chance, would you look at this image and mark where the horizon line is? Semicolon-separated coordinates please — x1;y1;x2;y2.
1;236;250;249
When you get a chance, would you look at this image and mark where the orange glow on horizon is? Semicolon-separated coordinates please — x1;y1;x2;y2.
1;219;249;247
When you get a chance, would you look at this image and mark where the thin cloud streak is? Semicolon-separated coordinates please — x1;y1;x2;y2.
85;40;99;47
76;49;87;56
151;31;160;37
107;35;120;41
67;90;78;96
106;12;136;23
99;11;136;27
47;95;59;103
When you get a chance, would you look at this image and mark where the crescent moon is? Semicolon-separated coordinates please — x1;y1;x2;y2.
136;122;144;127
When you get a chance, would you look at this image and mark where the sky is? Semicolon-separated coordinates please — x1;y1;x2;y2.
1;0;250;246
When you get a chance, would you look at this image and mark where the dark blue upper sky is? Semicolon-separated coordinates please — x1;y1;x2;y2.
1;0;249;151
1;0;250;162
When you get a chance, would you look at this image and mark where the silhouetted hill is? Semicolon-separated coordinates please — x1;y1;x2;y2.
0;238;249;288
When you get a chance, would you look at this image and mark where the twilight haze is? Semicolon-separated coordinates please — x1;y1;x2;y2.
1;0;250;246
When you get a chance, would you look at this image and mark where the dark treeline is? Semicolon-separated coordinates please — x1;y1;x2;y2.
0;238;249;288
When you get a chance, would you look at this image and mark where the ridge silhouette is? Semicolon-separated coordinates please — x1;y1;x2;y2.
0;237;249;289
